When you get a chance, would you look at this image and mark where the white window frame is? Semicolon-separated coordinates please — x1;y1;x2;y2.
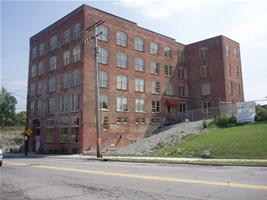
116;31;127;47
135;78;145;92
134;57;144;71
117;52;128;68
150;42;158;55
117;75;128;90
117;97;128;112
134;37;144;51
135;98;145;112
97;47;108;64
99;71;108;88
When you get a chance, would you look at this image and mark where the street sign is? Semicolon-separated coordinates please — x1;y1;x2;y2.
25;128;33;136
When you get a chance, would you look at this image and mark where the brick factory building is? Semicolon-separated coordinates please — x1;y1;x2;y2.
27;5;244;153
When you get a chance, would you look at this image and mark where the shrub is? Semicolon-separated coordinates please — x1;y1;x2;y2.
255;105;267;121
72;148;79;154
38;147;44;154
214;115;236;128
202;120;208;129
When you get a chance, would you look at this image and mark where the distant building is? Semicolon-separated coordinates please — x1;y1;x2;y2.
27;5;244;153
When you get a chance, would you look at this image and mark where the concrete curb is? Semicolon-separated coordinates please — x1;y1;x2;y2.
4;153;267;166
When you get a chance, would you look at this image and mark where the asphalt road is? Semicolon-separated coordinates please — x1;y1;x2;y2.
0;157;267;200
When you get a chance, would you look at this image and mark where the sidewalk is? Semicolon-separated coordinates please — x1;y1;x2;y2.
4;153;267;166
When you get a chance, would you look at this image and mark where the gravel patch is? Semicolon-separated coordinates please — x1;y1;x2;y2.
107;121;203;156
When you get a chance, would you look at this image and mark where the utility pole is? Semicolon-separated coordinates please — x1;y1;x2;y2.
84;20;105;158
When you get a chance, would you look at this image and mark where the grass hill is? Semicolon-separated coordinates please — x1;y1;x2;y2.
154;121;267;159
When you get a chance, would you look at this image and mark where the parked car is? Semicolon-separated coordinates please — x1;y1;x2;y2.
0;147;3;167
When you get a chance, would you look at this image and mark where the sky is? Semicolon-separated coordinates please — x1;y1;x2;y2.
1;0;267;112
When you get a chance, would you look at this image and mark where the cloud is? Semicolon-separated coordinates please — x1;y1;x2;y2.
116;0;201;19
226;12;267;46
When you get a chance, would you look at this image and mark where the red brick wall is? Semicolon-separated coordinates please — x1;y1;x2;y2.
27;5;244;153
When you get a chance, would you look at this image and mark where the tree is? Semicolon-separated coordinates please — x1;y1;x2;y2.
0;87;17;126
15;111;26;126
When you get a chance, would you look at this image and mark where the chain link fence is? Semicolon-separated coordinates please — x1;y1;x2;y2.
166;102;239;123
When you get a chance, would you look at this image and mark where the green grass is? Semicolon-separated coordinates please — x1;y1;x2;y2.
156;121;267;159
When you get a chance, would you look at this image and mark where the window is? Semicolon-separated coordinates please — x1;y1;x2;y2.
116;116;122;124
46;120;55;143
134;37;144;51
97;48;108;64
177;51;185;63
152;100;160;113
63;51;70;66
226;45;229;57
60;118;69;143
47;97;55;114
63;28;71;44
179;103;186;113
164;46;172;57
202;101;211;112
70;94;79;112
61;95;69;113
72;70;80;87
37;62;44;75
116;31;127;46
135;99;145;112
61;72;70;89
100;95;108;110
36;81;43;96
117;75;128;90
49;35;58;51
236;65;239;77
150;61;160;75
136;117;146;124
99;71;108;88
70;117;79;143
178;67;188;80
227;63;231;77
164;65;173;76
30;101;35;115
150;42;158;55
179;85;188;97
234;48;238;59
103;116;109;130
117;97;128;111
97;25;108;41
135;78;145;92
31;65;37;78
39;43;45;56
199;47;208;60
201;83;210;96
30;83;35;97
73;23;81;40
200;65;208;78
49;56;57;71
165;83;174;96
151;81;160;94
228;82;233;95
47;77;56;93
134;57;144;71
73;46;81;62
122;116;128;124
36;100;42;115
117;53;128;68
32;46;37;60
116;116;127;124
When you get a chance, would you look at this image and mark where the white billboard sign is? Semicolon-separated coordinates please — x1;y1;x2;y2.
236;101;256;123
